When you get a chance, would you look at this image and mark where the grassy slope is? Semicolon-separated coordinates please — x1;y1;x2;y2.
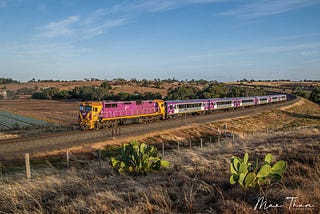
0;98;319;213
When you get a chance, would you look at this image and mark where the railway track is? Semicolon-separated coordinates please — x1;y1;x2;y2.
0;96;299;160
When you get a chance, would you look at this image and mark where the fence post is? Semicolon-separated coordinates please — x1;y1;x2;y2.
209;137;212;144
98;149;102;169
189;139;192;149
218;135;221;144
200;139;203;148
0;162;2;181
25;153;31;179
162;143;165;157
177;141;180;151
66;149;70;168
232;133;235;143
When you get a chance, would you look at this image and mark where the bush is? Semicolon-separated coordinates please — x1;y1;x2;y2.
6;90;18;99
309;87;320;104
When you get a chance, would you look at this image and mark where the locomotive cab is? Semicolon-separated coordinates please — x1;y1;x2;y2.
78;102;102;130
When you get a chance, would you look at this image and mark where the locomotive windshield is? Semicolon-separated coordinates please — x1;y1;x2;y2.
80;105;92;112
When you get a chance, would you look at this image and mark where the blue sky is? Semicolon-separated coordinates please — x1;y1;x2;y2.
0;0;320;82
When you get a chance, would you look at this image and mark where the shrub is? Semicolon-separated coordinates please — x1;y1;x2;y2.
110;141;169;176
230;153;287;191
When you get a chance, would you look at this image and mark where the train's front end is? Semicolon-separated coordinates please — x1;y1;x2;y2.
78;102;102;130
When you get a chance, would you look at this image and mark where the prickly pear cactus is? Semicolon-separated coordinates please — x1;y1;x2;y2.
230;153;287;190
110;141;169;176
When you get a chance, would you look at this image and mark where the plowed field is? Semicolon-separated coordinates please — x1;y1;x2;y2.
0;99;79;126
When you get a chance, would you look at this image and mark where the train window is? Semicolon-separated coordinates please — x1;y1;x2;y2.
79;105;84;111
112;104;118;108
170;105;173;110
136;101;142;105
105;104;112;108
93;107;98;112
243;99;253;103
272;97;277;100
124;102;131;104
85;106;92;111
217;101;232;105
149;101;153;104
260;98;267;101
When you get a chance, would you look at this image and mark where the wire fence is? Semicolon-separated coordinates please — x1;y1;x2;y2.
0;125;319;181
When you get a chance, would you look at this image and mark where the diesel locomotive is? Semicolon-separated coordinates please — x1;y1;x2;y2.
78;94;287;130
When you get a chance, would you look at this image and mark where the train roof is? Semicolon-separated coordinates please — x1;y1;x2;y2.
165;99;208;103
101;100;156;103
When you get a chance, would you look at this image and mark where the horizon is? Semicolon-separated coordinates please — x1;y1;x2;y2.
1;76;320;83
1;0;320;82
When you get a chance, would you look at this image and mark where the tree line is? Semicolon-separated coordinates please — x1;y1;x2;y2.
30;81;267;101
1;77;319;104
166;81;266;100
31;81;162;101
0;78;19;84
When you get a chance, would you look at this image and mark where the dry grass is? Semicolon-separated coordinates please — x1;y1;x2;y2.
206;98;320;134
0;128;319;213
0;98;319;213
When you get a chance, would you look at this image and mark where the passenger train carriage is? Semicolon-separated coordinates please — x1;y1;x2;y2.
79;94;287;130
165;99;208;116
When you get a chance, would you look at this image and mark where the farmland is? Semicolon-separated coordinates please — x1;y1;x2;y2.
0;99;79;127
0;110;51;130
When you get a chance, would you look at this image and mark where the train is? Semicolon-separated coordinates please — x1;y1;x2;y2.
78;94;287;130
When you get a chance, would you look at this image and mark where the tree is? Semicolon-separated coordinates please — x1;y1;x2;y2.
166;85;200;100
93;87;108;101
100;81;112;90
117;92;130;101
28;78;36;82
54;90;71;99
0;78;19;84
42;87;60;99
200;81;227;98
293;86;308;98
227;87;243;97
310;87;320;104
32;87;60;99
